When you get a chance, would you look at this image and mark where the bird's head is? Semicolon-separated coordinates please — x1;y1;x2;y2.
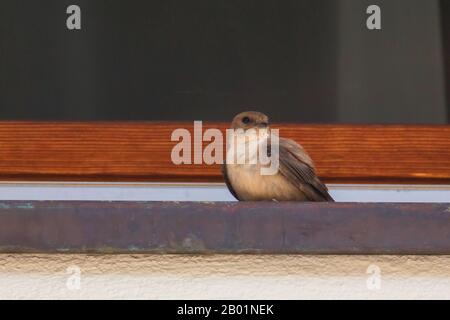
230;111;269;131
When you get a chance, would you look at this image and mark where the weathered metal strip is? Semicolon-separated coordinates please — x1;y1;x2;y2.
0;201;449;254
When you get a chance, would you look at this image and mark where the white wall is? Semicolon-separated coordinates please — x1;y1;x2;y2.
1;254;450;299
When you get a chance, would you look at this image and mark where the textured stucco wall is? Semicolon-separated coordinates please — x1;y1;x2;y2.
1;254;450;299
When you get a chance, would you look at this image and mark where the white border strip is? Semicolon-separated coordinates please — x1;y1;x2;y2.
0;182;449;202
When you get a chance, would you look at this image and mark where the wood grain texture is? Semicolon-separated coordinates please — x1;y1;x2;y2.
0;122;449;183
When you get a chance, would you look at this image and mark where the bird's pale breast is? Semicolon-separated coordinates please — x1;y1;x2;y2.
225;133;307;201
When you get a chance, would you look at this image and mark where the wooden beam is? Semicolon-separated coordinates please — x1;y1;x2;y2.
0;122;449;183
0;201;449;254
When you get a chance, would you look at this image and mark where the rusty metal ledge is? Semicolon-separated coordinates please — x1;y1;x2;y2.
0;201;449;254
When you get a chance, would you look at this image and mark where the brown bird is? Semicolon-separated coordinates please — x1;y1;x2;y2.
222;111;334;201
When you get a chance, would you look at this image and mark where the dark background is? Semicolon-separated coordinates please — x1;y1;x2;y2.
0;0;448;123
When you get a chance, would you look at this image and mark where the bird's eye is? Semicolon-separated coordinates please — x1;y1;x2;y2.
242;117;250;124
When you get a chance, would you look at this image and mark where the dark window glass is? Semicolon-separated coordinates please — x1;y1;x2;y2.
0;0;448;123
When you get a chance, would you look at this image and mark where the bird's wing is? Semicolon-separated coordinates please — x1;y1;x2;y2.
276;137;334;201
221;164;241;201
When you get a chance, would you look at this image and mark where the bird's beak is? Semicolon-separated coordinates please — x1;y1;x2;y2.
257;122;268;129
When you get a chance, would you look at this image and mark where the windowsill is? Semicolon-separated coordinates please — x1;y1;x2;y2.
1;200;449;254
1;182;450;202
